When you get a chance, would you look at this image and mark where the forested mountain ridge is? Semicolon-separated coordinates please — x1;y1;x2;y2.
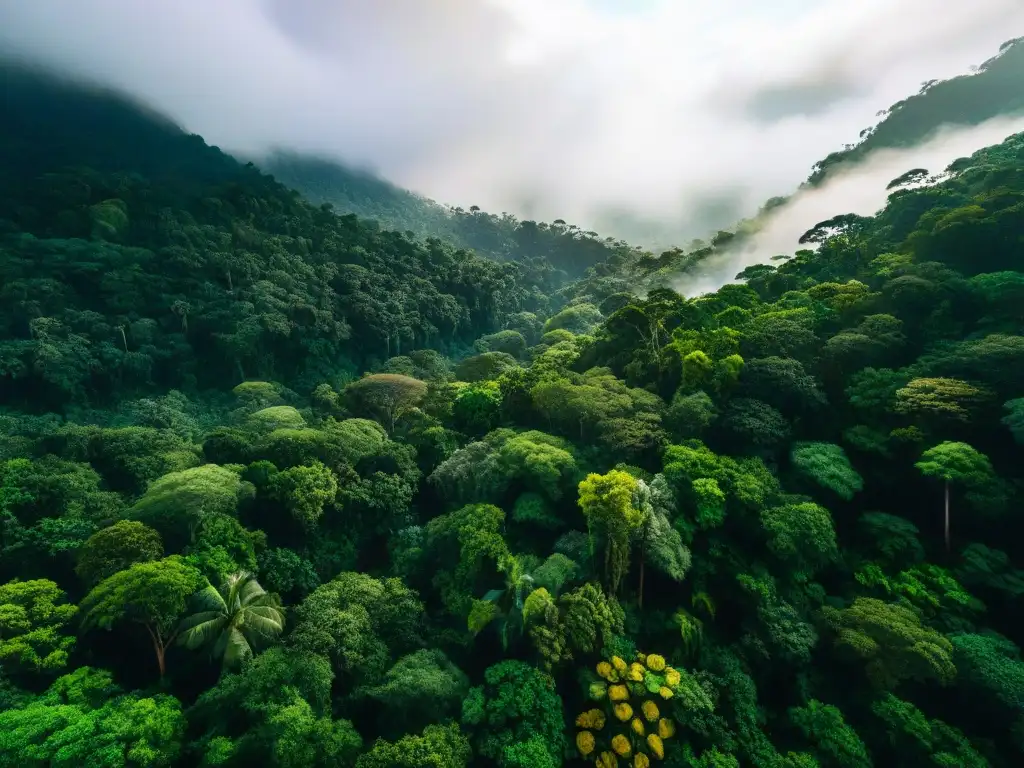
562;36;1024;305
2;49;1024;768
262;150;641;282
808;36;1024;183
0;62;586;412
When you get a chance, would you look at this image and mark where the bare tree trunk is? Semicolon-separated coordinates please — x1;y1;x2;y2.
638;537;646;609
944;480;951;553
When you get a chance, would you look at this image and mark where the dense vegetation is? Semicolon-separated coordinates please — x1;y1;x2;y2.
2;51;1024;768
263;150;641;282
809;36;1024;183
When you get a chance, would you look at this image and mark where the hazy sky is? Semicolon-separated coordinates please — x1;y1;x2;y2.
1;0;1023;241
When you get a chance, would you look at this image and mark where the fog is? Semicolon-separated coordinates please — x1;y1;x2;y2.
674;116;1024;297
1;0;1022;242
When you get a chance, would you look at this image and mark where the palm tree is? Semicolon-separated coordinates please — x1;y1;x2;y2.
177;571;285;671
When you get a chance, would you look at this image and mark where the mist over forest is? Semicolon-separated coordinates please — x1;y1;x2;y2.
2;5;1024;768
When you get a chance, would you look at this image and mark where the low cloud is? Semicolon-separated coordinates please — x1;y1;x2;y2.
1;0;1022;242
674;116;1024;297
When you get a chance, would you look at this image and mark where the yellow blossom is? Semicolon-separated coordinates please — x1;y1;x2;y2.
635;754;650;768
613;702;633;722
612;655;628;673
646;734;665;760
609;684;629;702
658;686;674;700
645;654;666;672
576;709;607;730
577;731;596;757
596;751;618;768
597;661;614;680
627;663;645;681
636;653;647;664
658;718;676;739
664;668;681;687
611;734;632;757
631;718;645;737
641;701;660;722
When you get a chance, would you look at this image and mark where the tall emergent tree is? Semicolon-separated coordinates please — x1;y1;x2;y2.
915;441;994;551
578;469;647;596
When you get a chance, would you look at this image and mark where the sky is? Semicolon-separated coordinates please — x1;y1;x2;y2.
1;0;1023;245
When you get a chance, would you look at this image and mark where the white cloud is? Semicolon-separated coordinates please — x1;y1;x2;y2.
1;0;1022;241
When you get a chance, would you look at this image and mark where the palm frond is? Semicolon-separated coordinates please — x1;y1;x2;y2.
178;615;228;650
189;583;228;614
237;575;268;606
241;605;286;638
222;626;253;671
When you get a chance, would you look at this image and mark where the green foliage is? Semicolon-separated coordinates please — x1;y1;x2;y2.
129;464;246;550
0;578;77;676
0;667;185;767
356;723;472;768
345;375;428;433
761;502;838;571
80;556;205;678
462;660;565;767
177;571;285;672
789;699;872;768
76;521;164;587
821;598;956;688
579;469;645;595
355;649;469;735
790;442;863;500
267;461;338;530
290;572;424;686
4;50;1024;768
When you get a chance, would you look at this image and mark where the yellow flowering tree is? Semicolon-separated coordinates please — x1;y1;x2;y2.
574;650;686;765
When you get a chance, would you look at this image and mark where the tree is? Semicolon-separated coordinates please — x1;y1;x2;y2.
0;578;77;678
79;556;204;679
461;660;565;768
356;723;472;768
345;374;428;433
894;377;987;424
129;464;246;550
761;502;839;572
821;597;956;688
355;649;469;737
177;571;285;672
578;470;647;596
76;520;163;587
915;441;994;551
267;461;338;530
290;572;424;686
1001;397;1024;443
0;667;186;767
789;699;871;768
790;442;863;500
632;475;691;606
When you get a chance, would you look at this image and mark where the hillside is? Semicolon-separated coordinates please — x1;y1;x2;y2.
260;150;460;240
809;36;1024;183
2;50;1024;768
0;62;575;411
263;150;642;283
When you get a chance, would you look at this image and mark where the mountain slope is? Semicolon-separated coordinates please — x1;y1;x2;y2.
809;36;1024;183
260;150;459;240
0;63;558;410
262;151;641;282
